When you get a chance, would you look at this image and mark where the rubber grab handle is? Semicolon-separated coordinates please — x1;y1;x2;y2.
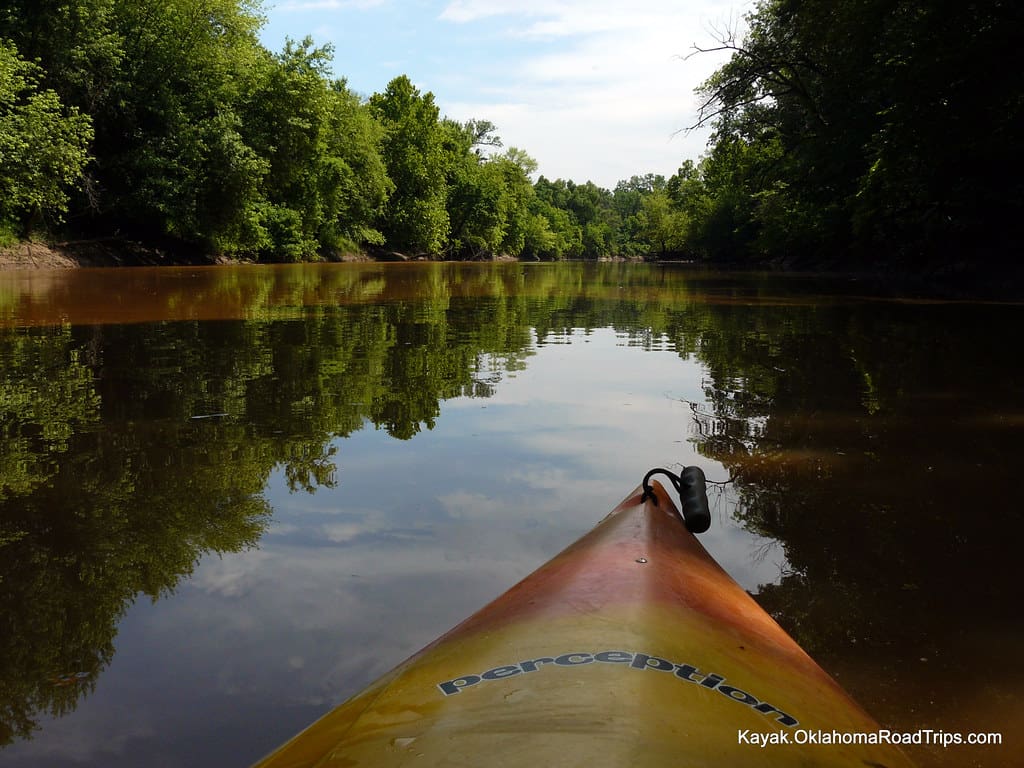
678;466;711;533
641;466;712;534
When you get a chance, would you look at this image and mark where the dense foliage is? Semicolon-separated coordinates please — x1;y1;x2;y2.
0;1;666;260
2;0;1017;266
676;0;1023;267
0;41;92;238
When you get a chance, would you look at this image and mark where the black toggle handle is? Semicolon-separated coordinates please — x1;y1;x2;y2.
641;466;711;534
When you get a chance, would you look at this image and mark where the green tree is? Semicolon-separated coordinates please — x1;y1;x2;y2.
525;178;584;260
369;76;449;254
0;42;93;236
90;0;267;247
532;178;622;259
637;188;686;257
566;181;620;258
0;0;122;114
318;80;393;252
441;118;507;257
690;0;1024;266
490;148;539;257
240;39;392;259
610;174;680;257
521;198;581;260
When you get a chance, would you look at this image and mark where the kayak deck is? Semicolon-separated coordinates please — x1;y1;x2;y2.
254;481;914;767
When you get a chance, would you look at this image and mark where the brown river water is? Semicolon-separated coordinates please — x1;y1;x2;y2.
0;262;1021;767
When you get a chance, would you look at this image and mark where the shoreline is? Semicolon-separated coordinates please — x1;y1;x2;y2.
0;239;529;270
0;239;355;270
3;239;1020;302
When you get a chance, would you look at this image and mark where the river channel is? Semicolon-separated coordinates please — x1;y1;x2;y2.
1;262;1020;767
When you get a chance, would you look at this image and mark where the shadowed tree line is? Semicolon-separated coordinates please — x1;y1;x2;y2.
673;0;1023;269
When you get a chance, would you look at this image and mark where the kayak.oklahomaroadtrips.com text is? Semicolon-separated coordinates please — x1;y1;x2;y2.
738;728;1003;748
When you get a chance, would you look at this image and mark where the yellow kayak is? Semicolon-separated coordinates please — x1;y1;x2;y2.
253;469;914;767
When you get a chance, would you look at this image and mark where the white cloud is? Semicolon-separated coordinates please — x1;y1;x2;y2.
280;0;385;9
437;489;497;519
439;0;552;24
439;0;701;32
267;522;300;535
322;521;372;542
191;550;273;598
435;1;746;184
1;705;156;763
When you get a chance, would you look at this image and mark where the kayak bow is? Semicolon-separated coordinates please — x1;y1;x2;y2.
254;470;914;767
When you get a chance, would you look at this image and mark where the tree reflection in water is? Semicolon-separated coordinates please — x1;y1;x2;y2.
1;263;1021;767
683;298;1024;764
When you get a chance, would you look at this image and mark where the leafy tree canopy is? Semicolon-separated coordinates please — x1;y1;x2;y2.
0;42;93;237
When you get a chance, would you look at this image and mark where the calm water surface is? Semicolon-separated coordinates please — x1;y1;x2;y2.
1;262;1021;767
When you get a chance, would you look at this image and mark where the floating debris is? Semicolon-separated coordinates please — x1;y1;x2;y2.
49;671;92;687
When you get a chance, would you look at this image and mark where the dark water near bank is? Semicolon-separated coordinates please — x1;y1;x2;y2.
0;262;1020;767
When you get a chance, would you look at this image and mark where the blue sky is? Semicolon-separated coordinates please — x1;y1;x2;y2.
258;1;747;189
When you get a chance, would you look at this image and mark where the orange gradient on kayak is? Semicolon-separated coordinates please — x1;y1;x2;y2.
253;482;915;767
